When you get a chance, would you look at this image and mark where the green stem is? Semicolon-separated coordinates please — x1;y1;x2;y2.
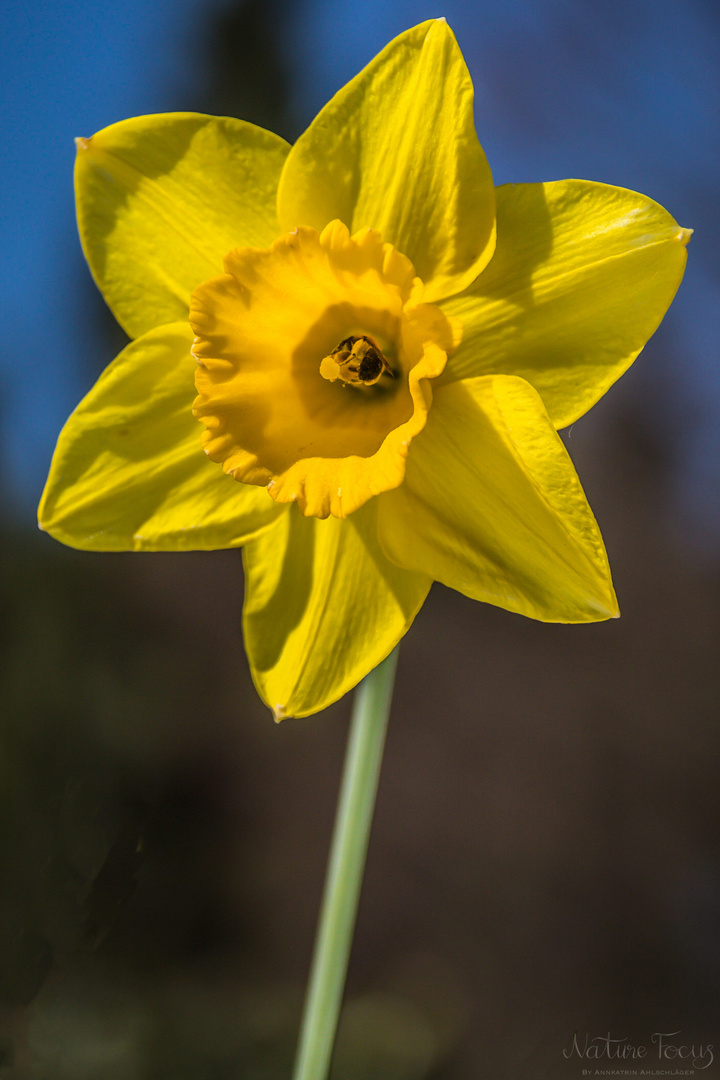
291;646;399;1080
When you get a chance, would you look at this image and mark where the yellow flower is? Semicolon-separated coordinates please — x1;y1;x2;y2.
39;20;690;718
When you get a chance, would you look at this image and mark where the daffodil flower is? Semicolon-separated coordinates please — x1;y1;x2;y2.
39;20;690;719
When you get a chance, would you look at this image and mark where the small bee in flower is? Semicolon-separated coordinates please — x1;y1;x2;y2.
321;335;396;387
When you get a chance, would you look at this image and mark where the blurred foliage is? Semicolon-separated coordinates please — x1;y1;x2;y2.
0;527;454;1078
0;529;138;1005
200;0;300;141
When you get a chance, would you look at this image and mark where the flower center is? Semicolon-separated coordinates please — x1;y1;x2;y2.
190;220;461;519
320;335;395;387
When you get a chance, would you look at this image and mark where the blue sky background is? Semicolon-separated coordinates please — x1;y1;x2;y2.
4;0;719;536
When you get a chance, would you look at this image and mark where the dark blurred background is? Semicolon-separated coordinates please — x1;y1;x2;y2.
2;1;719;1077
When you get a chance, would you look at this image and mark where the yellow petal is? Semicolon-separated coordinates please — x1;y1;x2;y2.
277;20;495;304
75;113;290;339
377;376;618;623
440;180;690;428
242;499;431;718
38;323;285;551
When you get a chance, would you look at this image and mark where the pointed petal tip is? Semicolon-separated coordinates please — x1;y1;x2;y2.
678;226;693;245
596;591;620;621
427;16;450;38
74;136;91;152
273;703;287;723
603;597;620;620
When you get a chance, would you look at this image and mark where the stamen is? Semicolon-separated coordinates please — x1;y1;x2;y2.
319;335;395;387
